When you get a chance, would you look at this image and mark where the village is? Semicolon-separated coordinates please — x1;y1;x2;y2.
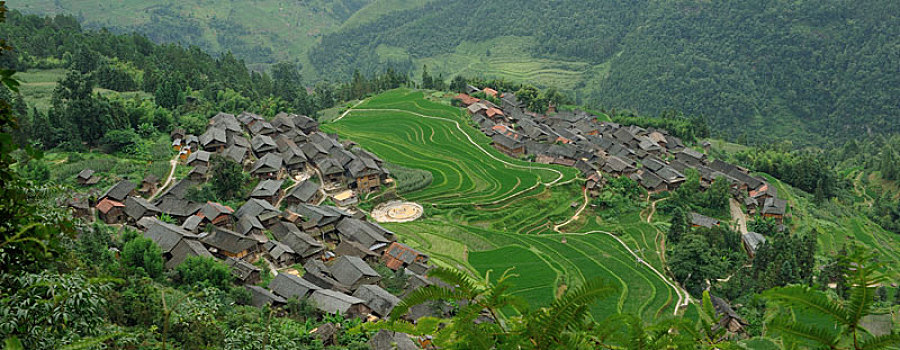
66;111;444;346
456;86;788;259
61;86;790;338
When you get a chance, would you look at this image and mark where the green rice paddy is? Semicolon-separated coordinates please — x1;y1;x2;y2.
322;89;682;320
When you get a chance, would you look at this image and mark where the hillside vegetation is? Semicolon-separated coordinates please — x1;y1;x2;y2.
19;0;898;146
14;0;372;72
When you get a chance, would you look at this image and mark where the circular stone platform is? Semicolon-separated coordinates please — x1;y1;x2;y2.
371;201;424;223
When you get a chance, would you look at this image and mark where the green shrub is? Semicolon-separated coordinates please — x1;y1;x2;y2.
121;236;165;279
176;256;233;291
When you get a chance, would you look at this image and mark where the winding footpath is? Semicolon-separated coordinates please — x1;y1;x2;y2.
553;187;589;232
149;154;180;201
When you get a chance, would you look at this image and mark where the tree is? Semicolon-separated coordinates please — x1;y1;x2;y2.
380;267;616;349
175;256;232;291
667;206;690;244
209;156;246;200
99;128;139;154
450;75;467;93
0;272;112;349
763;248;900;349
0;5;72;275
704;176;731;215
420;64;432;90
121;236;164;279
155;74;185;109
71;44;99;74
515;85;548;114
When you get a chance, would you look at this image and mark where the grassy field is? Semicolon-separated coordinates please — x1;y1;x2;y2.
382;36;595;96
323;89;682;320
17;69;152;112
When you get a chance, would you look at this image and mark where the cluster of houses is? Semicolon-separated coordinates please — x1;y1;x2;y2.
173;111;390;204
456;87;789;258
67;112;448;333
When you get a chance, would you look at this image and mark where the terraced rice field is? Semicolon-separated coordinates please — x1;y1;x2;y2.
323;89;684;319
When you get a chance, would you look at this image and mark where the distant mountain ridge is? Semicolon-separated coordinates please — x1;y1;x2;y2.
17;0;900;145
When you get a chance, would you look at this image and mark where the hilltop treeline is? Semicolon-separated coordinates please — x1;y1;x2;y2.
310;0;900;145
0;9;410;151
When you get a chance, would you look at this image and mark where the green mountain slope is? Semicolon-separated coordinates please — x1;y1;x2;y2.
13;0;373;72
17;0;900;145
309;0;899;145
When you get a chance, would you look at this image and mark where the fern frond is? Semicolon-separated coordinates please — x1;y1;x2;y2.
847;284;876;327
526;279;615;348
858;333;900;350
60;333;121;350
763;286;849;325
767;316;840;348
425;267;479;295
390;285;470;319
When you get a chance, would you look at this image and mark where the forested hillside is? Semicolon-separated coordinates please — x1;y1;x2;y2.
310;0;900;145
16;0;899;145
13;0;373;71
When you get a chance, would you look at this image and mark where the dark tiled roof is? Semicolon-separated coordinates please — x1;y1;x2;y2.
742;232;766;253
250;179;284;198
353;284;400;317
270;221;324;257
145;219;197;253
200;227;258;254
124;196;161;220
309;289;365;315
336;218;391;249
101;180;136;202
690;212;720;228
286;180;320;202
250;153;284;174
269;273;321;299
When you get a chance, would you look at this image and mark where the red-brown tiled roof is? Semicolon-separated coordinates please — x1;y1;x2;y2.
454;93;480;106
96;198;124;214
486;108;505;118
483;88;498;97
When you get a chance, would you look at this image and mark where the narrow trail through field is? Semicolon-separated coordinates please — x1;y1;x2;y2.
333;99;368;123
149;154;179;201
553;187;589;232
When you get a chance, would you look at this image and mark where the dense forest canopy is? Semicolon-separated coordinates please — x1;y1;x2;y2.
309;0;900;145
15;0;900;145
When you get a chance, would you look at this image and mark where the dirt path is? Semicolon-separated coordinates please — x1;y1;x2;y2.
149;155;179;201
553;187;589;232
729;198;748;234
645;197;668;223
274;178;299;208
332;99;368;123
310;166;330;206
